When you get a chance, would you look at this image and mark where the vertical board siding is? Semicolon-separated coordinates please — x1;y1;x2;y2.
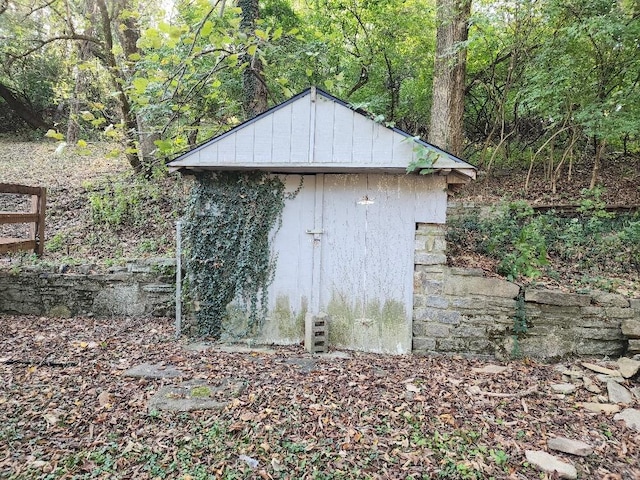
215;134;234;163
235;123;254;163
261;175;316;343
290;95;311;163
413;175;447;224
317;174;414;353
169;90;473;174
364;174;414;352
332;106;354;163
252;173;445;353
253;114;274;163
272;104;293;162
371;124;395;165
351;113;374;164
314;97;335;163
320;174;368;324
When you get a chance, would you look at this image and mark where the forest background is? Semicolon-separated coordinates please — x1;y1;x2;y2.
0;0;639;293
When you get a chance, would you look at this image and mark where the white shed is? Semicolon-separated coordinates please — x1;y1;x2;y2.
169;87;476;354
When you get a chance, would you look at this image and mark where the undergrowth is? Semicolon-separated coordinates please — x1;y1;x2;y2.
447;188;640;290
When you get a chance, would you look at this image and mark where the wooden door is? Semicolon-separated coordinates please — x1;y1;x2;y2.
319;174;414;353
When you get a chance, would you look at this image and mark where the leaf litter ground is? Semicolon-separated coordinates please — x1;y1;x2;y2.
1;315;639;479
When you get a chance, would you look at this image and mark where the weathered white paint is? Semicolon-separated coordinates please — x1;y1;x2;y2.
168;89;475;179
259;173;447;353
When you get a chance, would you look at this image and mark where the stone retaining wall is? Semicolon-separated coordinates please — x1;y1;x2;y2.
414;223;640;360
2;237;639;361
0;259;175;318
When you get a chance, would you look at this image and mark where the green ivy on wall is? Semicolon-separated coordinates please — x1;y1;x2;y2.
183;171;287;338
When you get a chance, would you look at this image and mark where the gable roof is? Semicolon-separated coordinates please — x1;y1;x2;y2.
168;87;476;181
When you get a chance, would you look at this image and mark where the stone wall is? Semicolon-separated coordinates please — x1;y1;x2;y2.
413;223;639;360
0;259;175;318
2;232;638;361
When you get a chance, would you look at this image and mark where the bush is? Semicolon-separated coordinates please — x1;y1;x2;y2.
447;189;640;285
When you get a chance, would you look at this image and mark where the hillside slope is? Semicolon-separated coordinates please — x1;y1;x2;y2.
1;139;638;295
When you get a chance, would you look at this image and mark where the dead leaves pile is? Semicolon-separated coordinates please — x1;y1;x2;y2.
1;315;639;479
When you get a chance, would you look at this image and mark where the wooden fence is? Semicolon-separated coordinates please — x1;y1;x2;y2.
0;183;46;256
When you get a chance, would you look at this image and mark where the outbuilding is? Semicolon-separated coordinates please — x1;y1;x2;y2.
169;87;476;354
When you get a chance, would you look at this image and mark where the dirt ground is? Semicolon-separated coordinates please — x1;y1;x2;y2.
1;315;639;479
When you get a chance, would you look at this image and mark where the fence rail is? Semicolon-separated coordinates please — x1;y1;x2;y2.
0;183;46;256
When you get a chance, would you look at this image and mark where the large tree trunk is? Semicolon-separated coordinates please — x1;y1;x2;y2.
96;0;142;174
115;2;160;171
0;82;52;131
239;0;268;119
428;0;472;157
66;2;98;144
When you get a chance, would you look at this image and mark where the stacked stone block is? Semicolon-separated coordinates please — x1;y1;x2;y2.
623;299;640;354
0;258;175;318
413;223;636;360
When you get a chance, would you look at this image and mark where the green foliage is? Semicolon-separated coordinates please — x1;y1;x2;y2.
447;189;640;286
481;201;550;281
45;232;66;253
183;172;288;338
87;174;164;229
406;144;439;175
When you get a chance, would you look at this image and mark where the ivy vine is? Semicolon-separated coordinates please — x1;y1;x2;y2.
183;171;287;338
511;287;528;358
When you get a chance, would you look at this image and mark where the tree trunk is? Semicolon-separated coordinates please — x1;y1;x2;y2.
66;2;98;144
239;0;268;119
96;0;142;174
589;138;605;190
116;3;160;170
428;0;472;157
0;82;52;131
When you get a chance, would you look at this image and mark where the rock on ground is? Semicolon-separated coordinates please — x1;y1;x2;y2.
617;357;640;379
547;437;593;457
580;402;620;414
525;450;577;479
614;408;640;432
607;381;634;404
551;383;576;395
123;363;185;379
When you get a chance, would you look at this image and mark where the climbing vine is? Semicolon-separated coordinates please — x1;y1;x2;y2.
511;287;528;358
183;171;287;338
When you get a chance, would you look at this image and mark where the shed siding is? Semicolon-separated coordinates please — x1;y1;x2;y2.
258;173;447;353
290;98;311;163
352;113;374;163
169;90;464;173
271;104;292;162
313;98;332;163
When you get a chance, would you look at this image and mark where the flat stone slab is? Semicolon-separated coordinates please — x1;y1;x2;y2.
581;362;621;376
124;363;184;379
148;379;246;412
215;345;277;354
617;357;640;379
183;342;276;354
547;437;593;457
525;289;590;307
471;364;508;374
580;402;620;414
551;383;576;395
607;381;634;404
525;450;577;479
283;357;317;373
317;351;352;359
614;408;640;432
